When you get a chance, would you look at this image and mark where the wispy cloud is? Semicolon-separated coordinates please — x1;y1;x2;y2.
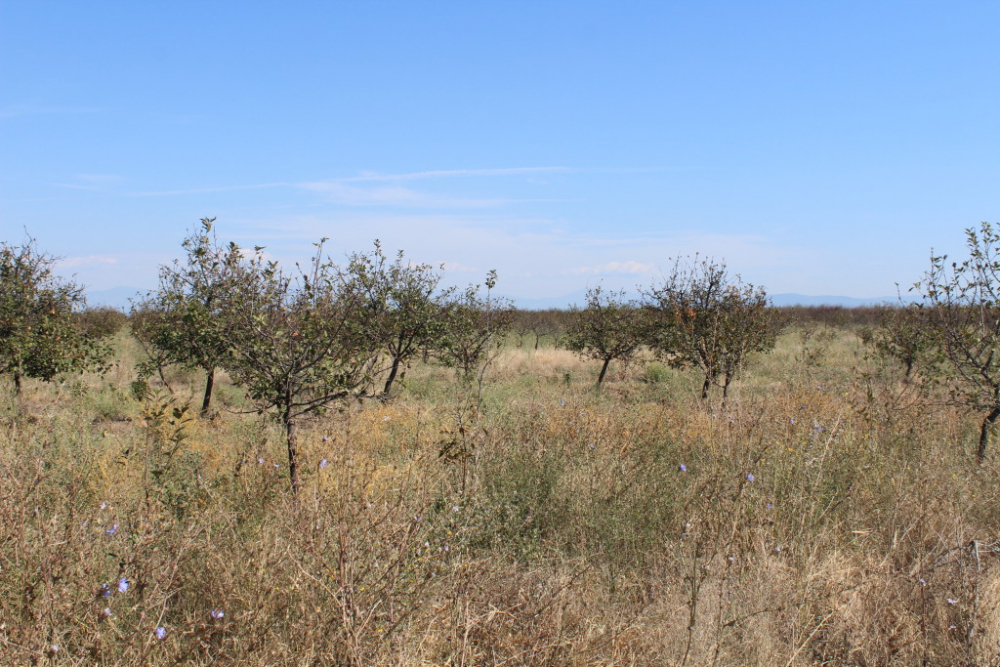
124;167;568;206
128;182;291;197
299;166;573;208
59;255;119;269
62;207;822;301
54;174;125;191
570;261;657;275
440;261;477;273
229;212;818;299
341;167;572;182
297;180;514;208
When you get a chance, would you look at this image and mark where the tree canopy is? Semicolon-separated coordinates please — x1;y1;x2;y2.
0;236;108;393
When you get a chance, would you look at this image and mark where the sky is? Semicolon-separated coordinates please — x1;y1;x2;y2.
2;1;999;306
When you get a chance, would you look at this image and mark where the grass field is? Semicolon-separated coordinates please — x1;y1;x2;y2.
2;326;999;665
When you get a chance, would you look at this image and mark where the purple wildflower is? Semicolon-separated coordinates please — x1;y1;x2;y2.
155;626;167;639
117;578;129;593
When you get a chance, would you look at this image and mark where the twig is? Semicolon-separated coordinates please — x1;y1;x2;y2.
784;611;834;667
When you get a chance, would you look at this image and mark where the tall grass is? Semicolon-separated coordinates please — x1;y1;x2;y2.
1;329;999;665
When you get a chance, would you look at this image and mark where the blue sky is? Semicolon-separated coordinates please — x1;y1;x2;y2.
2;1;998;303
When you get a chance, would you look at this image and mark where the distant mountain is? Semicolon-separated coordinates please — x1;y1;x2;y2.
767;293;914;307
85;286;915;312
86;286;143;310
510;291;917;310
504;289;589;310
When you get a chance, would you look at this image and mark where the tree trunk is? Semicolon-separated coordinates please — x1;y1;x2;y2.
13;372;21;395
978;407;1000;463
597;358;611;386
201;367;215;415
383;357;401;396
283;406;300;494
534;333;541;350
722;373;733;400
701;375;711;400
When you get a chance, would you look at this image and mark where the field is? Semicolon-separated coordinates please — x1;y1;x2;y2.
2;324;999;666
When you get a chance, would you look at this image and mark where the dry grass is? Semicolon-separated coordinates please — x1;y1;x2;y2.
2;329;1000;665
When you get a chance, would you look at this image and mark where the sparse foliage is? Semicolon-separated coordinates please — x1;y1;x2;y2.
129;304;177;394
0;236;108;393
341;241;451;397
224;239;381;493
75;306;128;340
131;219;243;414
435;270;514;399
859;304;933;378
514;309;565;350
913;222;1000;461
643;256;778;399
563;285;646;386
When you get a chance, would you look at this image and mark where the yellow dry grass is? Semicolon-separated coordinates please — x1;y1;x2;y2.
1;329;998;665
